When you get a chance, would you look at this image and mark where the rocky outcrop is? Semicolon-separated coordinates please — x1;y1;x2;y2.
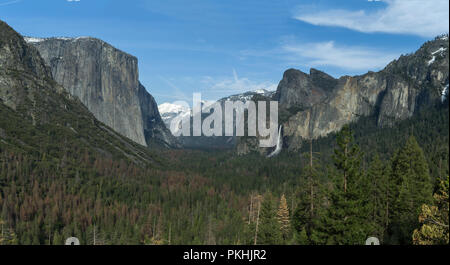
238;35;449;154
274;68;337;110
281;71;387;148
26;36;178;148
0;25;54;112
138;83;177;147
377;36;449;126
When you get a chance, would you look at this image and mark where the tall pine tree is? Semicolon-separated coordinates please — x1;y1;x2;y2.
293;140;323;244
276;194;291;242
362;154;389;243
316;125;370;245
390;136;433;244
257;193;281;245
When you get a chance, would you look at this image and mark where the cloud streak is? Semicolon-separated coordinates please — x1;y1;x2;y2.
201;69;277;96
294;0;449;37
282;41;399;71
241;39;400;73
0;0;21;6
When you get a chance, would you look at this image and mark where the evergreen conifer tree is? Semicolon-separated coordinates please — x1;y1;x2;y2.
413;175;449;245
363;154;389;243
276;194;291;242
317;125;369;244
258;193;281;245
390;136;433;244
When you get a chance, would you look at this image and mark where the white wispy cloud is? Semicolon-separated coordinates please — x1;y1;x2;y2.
157;76;192;102
294;0;449;37
201;69;277;95
67;0;81;2
241;39;400;72
0;0;21;6
281;41;398;71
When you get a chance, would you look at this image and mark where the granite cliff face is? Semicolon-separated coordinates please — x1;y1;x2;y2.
238;35;449;154
275;68;338;110
0;20;157;164
26;36;178;148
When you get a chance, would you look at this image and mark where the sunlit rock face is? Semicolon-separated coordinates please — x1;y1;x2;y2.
237;35;449;154
28;36;178;148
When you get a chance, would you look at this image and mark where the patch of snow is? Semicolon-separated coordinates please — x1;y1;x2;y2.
254;89;268;94
220;89;276;103
24;36;94;44
74;36;92;41
442;84;449;102
428;56;436;65
159;103;192;134
158;103;190;115
432;47;447;55
52;37;89;42
440;35;448;41
24;37;44;43
55;37;72;41
428;47;447;66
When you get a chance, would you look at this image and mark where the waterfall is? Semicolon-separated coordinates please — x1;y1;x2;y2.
266;125;283;158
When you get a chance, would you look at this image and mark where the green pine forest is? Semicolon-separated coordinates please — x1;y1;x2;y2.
0;96;448;245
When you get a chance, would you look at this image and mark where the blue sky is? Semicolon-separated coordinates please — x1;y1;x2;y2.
1;0;448;104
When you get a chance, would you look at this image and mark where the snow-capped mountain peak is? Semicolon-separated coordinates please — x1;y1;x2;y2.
158;102;190;115
158;88;276;131
254;89;269;94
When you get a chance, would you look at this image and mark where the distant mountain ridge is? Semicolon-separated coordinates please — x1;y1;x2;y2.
158;88;275;129
158;89;276;149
